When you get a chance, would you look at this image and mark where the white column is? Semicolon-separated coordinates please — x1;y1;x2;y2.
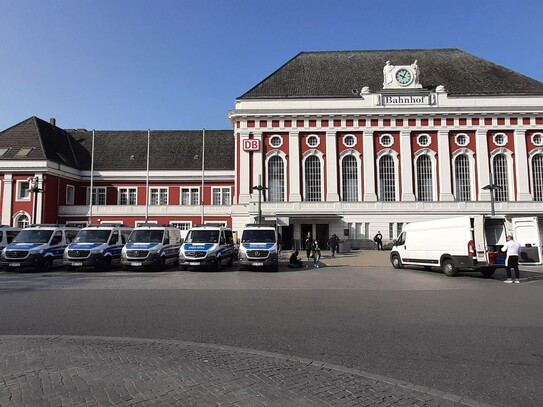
437;130;454;201
35;173;44;223
238;131;251;204
2;174;13;225
326;131;339;201
363;130;377;201
400;130;415;201
476;129;491;200
514;129;532;201
288;131;302;201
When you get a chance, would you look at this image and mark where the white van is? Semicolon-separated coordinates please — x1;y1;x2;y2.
179;224;235;271
0;225;22;251
238;224;279;272
512;217;543;265
390;215;507;277
121;224;182;271
63;224;132;271
1;225;80;272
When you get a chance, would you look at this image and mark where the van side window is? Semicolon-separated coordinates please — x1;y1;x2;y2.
109;230;119;245
7;230;19;243
225;230;233;245
396;232;406;246
163;233;170;245
219;230;225;245
51;231;63;245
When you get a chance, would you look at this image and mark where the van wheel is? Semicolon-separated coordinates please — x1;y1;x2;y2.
215;258;222;272
442;259;458;277
99;257;112;272
480;268;496;278
227;255;234;267
156;257;166;271
391;254;403;269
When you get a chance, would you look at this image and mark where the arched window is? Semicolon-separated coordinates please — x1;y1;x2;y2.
267;155;285;202
15;213;30;228
532;153;543;201
416;155;433;201
304;155;322;201
454;154;471;201
493;154;509;201
378;155;396;201
341;155;358;201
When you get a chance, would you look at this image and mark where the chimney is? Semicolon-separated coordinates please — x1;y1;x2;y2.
50;118;56;126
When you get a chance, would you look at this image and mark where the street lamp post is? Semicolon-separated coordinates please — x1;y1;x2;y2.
482;183;502;216
28;176;43;224
252;178;267;224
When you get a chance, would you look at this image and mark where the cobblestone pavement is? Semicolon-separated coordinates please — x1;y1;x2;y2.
0;335;492;407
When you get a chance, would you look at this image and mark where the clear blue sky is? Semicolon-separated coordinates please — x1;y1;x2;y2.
1;0;542;131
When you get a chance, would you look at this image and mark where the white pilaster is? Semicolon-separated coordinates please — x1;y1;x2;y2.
253;131;264;190
288;131;302;201
514;129;532;201
326;131;340;201
476;129;491;200
363;130;377;201
2;174;13;225
437;130;454;201
238;131;251;204
400;130;415;201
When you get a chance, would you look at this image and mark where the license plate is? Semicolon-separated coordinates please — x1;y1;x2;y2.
189;262;200;266
9;263;20;267
131;262;142;266
252;262;264;266
72;262;83;267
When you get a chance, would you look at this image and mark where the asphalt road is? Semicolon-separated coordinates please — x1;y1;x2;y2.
0;256;542;406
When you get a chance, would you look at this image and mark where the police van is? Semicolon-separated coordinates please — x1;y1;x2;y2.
0;225;22;251
179;224;235;271
1;224;80;272
121;224;182;271
63;224;132;271
238;224;279;272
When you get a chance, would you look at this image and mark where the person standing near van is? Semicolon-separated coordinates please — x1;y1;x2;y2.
501;234;521;283
374;231;383;251
312;238;321;267
304;234;313;261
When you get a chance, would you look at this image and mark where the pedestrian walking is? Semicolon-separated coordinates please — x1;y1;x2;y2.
501;234;521;283
327;234;339;258
304;234;313;261
373;231;383;251
312;238;321;267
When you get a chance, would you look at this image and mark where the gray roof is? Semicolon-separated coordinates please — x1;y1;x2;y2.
239;48;543;99
0;117;234;171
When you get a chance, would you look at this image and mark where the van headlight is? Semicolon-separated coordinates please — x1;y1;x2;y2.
30;249;44;254
149;249;159;254
90;248;103;254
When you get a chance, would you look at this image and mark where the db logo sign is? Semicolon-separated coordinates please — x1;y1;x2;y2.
243;139;261;152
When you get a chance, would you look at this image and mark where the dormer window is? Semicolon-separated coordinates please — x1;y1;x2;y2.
15;148;33;157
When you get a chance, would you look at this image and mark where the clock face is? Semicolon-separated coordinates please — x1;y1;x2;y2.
395;69;412;85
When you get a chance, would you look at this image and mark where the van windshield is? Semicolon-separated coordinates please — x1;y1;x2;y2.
185;230;219;243
241;229;276;243
128;229;164;243
13;230;53;244
73;229;111;243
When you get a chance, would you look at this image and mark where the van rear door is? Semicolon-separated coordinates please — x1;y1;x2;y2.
472;216;488;263
512;217;542;265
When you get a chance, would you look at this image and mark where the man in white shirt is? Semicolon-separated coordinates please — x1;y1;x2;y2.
501;235;521;283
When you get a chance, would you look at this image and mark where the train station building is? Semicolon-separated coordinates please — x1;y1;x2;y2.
1;48;543;250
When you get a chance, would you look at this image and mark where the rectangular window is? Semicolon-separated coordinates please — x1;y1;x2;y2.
66;185;75;205
212;187;231;205
119;187;137;205
150;188;168;205
389;223;394;239
170;221;191;230
397;223;403;236
87;187;107;205
135;220;157;227
181;188;199;205
17;180;31;201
